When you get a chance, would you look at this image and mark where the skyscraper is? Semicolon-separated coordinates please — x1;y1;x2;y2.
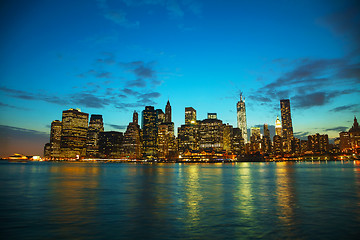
185;107;197;125
275;116;282;137
237;93;248;143
165;100;171;123
86;114;104;157
123;112;141;159
280;99;294;153
142;106;157;158
60;108;89;158
50;120;62;158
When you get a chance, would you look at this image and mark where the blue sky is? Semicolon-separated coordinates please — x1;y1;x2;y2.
0;0;359;156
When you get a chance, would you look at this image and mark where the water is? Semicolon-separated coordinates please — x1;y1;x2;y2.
1;161;360;239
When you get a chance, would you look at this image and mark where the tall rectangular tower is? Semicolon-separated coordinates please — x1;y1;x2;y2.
60;108;89;158
142;106;157;158
237;93;248;143
185;107;196;125
280;99;294;153
86;114;104;157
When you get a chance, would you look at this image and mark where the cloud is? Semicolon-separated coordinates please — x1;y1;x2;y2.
120;61;156;79
96;0;139;28
0;102;30;110
250;55;360;109
318;2;360;52
324;126;348;132
106;124;127;130
330;104;360;113
294;131;310;140
126;78;147;88
71;93;111;108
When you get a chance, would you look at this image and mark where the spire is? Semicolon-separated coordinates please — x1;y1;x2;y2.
165;100;171;123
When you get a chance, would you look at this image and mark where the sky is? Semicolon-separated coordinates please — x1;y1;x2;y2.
0;0;359;157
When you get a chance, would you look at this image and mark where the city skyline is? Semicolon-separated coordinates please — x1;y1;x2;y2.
1;0;359;156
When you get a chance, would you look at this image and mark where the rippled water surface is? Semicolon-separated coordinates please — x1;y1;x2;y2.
1;161;360;239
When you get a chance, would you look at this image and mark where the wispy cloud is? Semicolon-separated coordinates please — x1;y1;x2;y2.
330;104;360;113
106;123;127;130
324;126;348;132
96;0;139;28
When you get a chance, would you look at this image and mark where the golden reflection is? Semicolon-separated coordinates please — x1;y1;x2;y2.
276;162;296;228
236;163;253;218
48;164;100;238
184;165;202;224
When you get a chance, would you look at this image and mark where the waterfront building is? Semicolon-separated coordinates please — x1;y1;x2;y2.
198;114;224;151
223;124;233;152
273;135;282;156
280;99;294;153
50;120;62;158
232;128;245;155
340;132;351;152
60;108;89;158
349;116;360;152
157;123;177;160
250;127;261;153
307;133;329;154
44;143;51;158
185;107;197;125
237;93;248;143
275;116;282;137
142;106;158;158
98;131;123;158
178;124;199;153
291;137;301;155
86;114;104;158
263;124;272;154
123;111;141;159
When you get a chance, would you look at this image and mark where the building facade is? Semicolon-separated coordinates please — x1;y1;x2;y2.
60;108;89;158
237;93;248;143
280;99;294;153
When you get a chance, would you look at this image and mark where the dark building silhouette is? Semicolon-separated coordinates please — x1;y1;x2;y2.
165;100;172;123
273;135;283;156
98;131;123;158
263;124;272;154
123;111;141;159
280;99;294;153
232;127;245;155
50;120;62;158
60;108;89;158
86;114;104;157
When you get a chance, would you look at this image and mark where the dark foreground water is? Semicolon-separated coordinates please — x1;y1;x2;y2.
1;161;360;239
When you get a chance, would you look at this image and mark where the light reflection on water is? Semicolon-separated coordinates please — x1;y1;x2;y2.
1;161;360;239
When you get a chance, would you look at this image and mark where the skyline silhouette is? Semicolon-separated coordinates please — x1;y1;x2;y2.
1;0;359;156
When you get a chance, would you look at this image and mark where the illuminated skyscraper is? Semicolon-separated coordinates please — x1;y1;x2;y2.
142;106;157;158
275;116;282;137
60;108;89;158
165;100;172;123
50;120;62;158
123;111;141;159
86;114;104;157
185;107;197;125
280;99;294;153
237;93;248;143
